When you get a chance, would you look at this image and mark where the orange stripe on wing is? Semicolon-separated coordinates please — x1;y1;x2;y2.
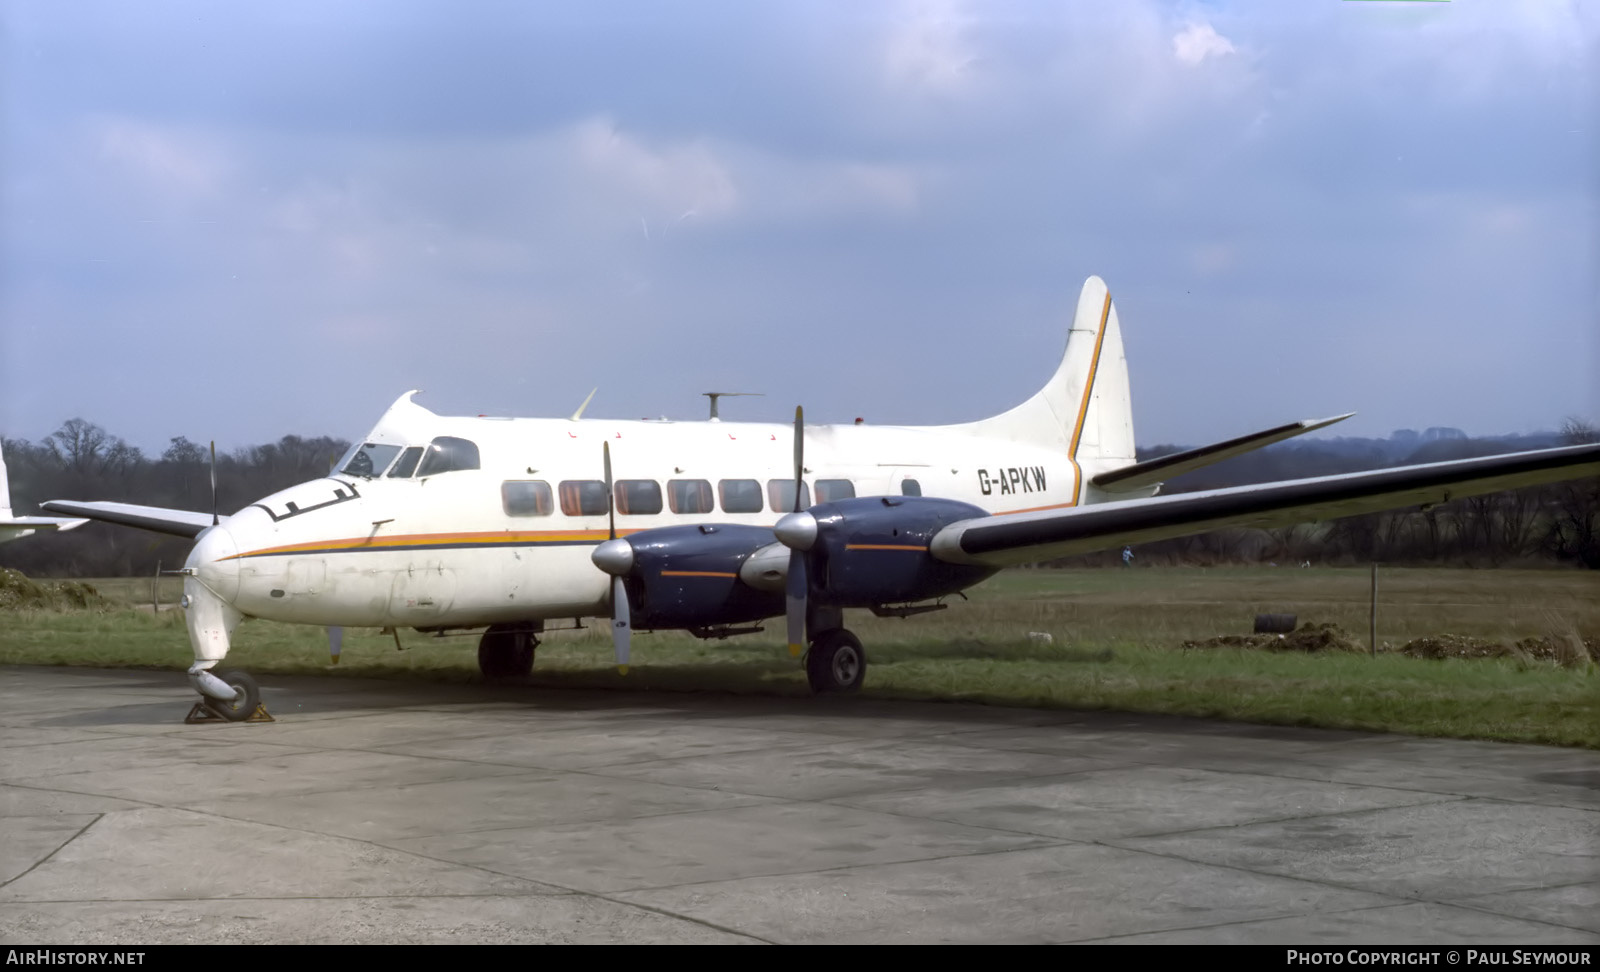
992;501;1077;517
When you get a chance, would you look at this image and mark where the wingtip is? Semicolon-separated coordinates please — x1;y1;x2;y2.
1302;412;1356;430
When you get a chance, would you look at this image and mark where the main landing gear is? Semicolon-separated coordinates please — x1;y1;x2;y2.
805;628;866;694
478;623;539;678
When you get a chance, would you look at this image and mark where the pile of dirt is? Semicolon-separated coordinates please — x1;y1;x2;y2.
0;569;107;611
1400;634;1597;663
1182;622;1361;654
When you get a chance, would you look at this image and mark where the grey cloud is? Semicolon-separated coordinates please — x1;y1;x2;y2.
2;1;1594;454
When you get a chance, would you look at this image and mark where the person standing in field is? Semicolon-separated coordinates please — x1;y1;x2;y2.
1122;546;1133;568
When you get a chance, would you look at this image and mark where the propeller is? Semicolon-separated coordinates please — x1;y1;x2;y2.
209;440;219;526
602;441;631;674
781;406;808;657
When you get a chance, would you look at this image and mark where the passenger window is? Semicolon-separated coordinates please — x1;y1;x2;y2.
668;479;714;514
415;436;481;477
339;442;402;479
559;480;610;517
502;481;553;517
900;479;922;497
615;480;663;516
767;479;811;512
719;479;764;514
815;479;855;502
387;447;424;479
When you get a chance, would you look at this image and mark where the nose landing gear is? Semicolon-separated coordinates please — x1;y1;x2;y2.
184;669;273;723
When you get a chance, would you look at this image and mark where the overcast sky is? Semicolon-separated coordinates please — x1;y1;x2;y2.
3;1;1595;456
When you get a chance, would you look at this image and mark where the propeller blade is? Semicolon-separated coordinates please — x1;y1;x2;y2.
209;440;218;526
792;405;804;513
785;406;808;656
611;575;631;673
785;548;806;657
326;626;343;665
603;440;616;540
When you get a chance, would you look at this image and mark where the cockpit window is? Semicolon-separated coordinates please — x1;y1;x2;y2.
339;442;403;479
387;446;424;479
414;436;481;477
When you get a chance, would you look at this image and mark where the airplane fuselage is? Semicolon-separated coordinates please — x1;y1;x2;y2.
205;405;1103;633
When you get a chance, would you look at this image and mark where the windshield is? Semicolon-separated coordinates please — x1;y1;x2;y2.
339;442;403;479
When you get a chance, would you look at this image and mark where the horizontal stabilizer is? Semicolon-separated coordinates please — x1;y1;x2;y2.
933;442;1600;567
39;500;216;539
1092;414;1353;493
0;515;89;533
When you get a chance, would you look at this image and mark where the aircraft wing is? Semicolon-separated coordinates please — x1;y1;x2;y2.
932;443;1600;567
38;500;216;539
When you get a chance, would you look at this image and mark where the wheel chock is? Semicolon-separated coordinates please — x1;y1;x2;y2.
184;702;276;724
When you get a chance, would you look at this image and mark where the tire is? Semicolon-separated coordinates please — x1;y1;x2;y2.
806;628;866;694
205;670;261;722
1253;613;1297;634
478;624;536;678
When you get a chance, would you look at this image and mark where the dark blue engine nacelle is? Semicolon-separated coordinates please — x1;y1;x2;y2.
805;496;995;607
622;524;782;630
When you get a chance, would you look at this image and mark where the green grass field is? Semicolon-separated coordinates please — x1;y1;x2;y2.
3;567;1596;747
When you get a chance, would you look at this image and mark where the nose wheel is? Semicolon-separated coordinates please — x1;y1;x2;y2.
185;670;272;723
805;628;865;694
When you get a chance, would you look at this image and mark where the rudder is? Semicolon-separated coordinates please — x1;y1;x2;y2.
944;275;1136;472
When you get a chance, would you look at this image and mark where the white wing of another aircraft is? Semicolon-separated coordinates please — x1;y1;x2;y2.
30;500;212;538
0;442;89;543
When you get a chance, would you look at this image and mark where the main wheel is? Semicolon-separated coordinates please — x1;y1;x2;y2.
478;624;536;678
204;670;261;722
806;628;866;694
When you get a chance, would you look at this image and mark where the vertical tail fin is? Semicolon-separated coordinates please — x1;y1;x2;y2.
0;442;13;520
945;275;1136;471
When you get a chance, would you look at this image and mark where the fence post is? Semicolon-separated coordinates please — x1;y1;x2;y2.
1370;563;1378;658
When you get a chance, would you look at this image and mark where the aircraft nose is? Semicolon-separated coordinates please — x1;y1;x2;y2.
185;523;240;603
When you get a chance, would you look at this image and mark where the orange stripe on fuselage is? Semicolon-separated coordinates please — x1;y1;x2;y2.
223;528;633;560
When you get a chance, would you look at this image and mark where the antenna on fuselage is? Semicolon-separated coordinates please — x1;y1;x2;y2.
209;441;218;526
570;388;598;422
702;391;763;422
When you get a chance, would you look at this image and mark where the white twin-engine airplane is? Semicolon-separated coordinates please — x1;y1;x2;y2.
42;276;1600;719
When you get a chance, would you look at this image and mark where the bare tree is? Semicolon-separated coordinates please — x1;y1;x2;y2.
1544;417;1600;567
